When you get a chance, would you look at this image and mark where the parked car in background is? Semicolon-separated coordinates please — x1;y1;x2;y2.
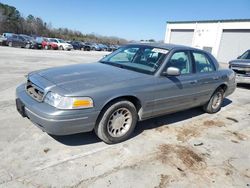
87;43;101;51
16;43;236;144
51;38;73;50
1;33;14;46
5;34;33;48
106;44;119;52
229;49;250;84
69;41;91;51
19;34;38;49
83;42;92;51
47;38;59;50
98;43;108;51
35;37;47;49
0;35;4;45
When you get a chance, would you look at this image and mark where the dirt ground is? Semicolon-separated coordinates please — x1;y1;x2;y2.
0;46;249;188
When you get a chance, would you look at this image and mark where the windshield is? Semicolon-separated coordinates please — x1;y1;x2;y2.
100;46;168;75
49;39;57;42
58;39;66;43
240;51;250;59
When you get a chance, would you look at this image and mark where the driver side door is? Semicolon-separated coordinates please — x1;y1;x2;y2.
152;50;199;117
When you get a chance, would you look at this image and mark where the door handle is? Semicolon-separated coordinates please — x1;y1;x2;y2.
189;80;198;84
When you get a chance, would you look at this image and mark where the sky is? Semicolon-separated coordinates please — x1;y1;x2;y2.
1;0;250;40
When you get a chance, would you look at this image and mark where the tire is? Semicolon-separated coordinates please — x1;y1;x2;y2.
25;43;30;49
45;45;49;50
8;42;12;47
203;88;224;114
95;100;138;144
59;46;64;50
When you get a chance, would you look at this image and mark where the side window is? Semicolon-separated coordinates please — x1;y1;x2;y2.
167;51;192;74
193;52;215;73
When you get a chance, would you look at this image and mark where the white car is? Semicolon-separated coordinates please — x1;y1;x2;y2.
52;38;73;51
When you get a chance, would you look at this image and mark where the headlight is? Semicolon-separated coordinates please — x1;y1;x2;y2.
44;92;93;109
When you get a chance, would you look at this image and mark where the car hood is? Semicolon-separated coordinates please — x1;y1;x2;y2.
60;42;71;45
229;59;250;67
37;62;144;93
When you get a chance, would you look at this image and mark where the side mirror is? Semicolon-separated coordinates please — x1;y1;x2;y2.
162;67;180;76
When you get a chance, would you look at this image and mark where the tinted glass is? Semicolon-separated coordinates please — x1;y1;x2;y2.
241;51;250;59
100;46;168;74
167;51;192;74
193;52;215;73
58;39;65;43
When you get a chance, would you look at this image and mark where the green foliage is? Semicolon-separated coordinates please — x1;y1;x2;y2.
0;2;127;44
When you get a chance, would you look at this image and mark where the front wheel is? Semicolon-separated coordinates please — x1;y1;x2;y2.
203;88;224;113
95;100;138;144
59;46;64;50
25;43;31;49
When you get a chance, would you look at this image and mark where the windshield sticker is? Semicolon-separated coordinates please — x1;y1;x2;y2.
152;48;169;54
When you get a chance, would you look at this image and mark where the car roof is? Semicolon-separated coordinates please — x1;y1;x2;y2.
125;42;198;51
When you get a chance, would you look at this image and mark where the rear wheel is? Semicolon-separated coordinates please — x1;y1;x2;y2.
8;42;12;47
59;46;64;50
95;100;138;144
203;88;224;113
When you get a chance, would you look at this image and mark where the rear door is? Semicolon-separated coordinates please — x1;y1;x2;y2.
17;36;25;47
190;51;219;104
152;50;199;116
11;35;18;46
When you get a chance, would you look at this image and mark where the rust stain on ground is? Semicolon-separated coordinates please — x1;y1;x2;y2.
157;144;205;171
156;174;170;188
155;126;169;133
227;131;248;141
176;127;200;142
176;120;225;142
203;120;225;127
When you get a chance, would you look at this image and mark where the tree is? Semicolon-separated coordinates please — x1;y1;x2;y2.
0;2;130;45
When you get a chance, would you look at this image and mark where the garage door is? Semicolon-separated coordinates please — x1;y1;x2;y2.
217;29;250;63
169;29;194;46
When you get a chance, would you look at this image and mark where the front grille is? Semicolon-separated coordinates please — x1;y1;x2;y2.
26;80;44;102
233;69;247;75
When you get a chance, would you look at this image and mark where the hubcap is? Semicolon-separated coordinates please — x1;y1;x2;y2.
212;92;223;109
107;108;132;137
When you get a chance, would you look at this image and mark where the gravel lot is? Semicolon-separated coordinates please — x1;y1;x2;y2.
0;46;250;188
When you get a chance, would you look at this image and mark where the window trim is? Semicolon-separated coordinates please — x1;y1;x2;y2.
191;50;216;74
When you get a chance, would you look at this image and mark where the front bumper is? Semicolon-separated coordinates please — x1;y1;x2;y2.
16;84;100;135
236;74;250;84
64;46;73;50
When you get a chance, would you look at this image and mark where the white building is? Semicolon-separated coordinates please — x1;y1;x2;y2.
165;19;250;63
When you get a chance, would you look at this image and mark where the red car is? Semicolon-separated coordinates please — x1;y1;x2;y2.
41;37;49;49
36;37;58;50
47;38;59;50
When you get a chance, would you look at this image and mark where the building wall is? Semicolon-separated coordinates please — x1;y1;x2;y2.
165;21;250;63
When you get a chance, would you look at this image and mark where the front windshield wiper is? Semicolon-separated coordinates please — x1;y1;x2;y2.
99;61;125;69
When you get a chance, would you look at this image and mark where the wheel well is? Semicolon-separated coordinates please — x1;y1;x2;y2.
95;96;142;126
104;96;142;113
218;84;227;92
